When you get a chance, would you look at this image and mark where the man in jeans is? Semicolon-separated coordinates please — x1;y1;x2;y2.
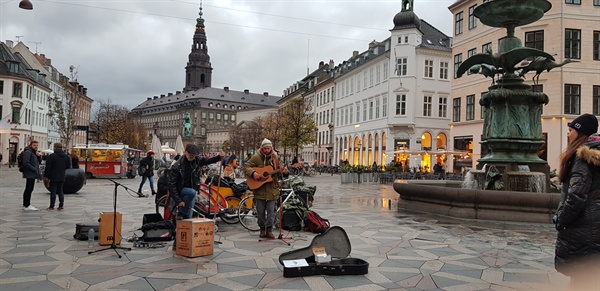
168;144;225;218
21;140;41;211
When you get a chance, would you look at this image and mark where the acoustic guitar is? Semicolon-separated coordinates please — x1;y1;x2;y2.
246;165;281;190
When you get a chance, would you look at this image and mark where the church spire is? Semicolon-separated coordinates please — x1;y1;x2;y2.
184;0;213;92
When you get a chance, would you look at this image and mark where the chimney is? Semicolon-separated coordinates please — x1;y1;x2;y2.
352;51;359;58
160;94;165;98
263;92;268;96
224;86;229;92
329;59;334;68
82;87;87;95
6;40;13;48
318;61;324;68
176;91;181;94
168;92;173;96
153;96;158;100
244;89;249;94
78;85;84;92
147;97;152;101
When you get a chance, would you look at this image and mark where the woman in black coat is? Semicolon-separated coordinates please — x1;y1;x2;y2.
137;151;156;197
70;149;80;169
554;114;600;289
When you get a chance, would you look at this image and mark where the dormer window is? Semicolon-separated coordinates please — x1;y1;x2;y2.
209;102;213;107
216;103;221;108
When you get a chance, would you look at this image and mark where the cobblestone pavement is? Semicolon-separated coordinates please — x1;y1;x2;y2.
0;167;569;290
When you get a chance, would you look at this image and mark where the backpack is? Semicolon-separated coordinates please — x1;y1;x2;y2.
138;165;146;176
305;210;330;233
17;150;25;172
282;210;302;231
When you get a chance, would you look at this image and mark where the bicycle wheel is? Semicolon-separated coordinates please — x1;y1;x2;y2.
238;195;259;231
221;196;240;224
155;195;166;215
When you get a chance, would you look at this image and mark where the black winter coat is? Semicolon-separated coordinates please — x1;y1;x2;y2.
139;156;155;177
44;149;72;182
168;155;221;205
21;146;41;179
555;136;600;276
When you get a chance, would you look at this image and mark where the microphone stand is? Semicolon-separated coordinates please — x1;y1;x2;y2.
88;179;133;258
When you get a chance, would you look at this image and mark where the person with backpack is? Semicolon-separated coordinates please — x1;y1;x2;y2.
44;143;72;210
20;140;42;211
242;139;289;239
137;151;156;197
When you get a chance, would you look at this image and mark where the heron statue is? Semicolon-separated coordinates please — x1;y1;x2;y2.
518;57;574;85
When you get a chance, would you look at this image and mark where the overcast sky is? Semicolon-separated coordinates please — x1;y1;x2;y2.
1;0;455;110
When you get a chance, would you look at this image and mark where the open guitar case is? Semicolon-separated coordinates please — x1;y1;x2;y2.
278;226;369;277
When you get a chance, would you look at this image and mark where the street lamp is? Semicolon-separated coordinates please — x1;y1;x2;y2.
19;0;33;10
240;140;245;165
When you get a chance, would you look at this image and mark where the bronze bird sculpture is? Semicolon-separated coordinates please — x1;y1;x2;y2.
518;57;574;85
456;47;555;79
467;64;501;85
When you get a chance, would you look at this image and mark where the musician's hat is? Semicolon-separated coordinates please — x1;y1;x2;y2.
261;138;272;148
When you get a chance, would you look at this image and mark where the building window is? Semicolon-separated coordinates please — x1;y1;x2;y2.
466;95;475;121
11;105;21;123
209;112;214;119
564;84;580;115
0;80;3;94
565;29;581;59
467;48;477;58
439;61;448;80
468;5;477;29
396;94;406;116
482;42;492;53
383;95;388;117
383;62;389;80
396;58;407;76
454;54;462;78
356;102;360;122
438;96;447;118
595;0;600;6
375;98;380;118
423;95;432;117
201;112;206;119
594;31;600;61
369;100;374;120
362;101;367;121
455;12;463;35
525;30;544;51
453;98;461;122
12;82;22;97
376;64;381;83
593;86;600;115
565;0;581;4
424;60;434;78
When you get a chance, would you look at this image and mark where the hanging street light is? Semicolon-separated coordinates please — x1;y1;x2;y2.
19;0;33;10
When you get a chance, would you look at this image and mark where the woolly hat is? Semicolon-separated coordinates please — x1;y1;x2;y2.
568;113;598;136
261;138;273;148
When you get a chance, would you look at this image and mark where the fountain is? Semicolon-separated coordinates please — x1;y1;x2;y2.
394;0;563;223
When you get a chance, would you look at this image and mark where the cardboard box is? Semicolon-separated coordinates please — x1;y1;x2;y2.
99;212;122;245
176;218;215;257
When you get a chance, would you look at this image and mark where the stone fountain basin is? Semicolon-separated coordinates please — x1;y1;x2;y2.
394;180;560;223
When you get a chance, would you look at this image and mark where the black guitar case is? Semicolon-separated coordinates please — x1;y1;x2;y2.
278;226;368;277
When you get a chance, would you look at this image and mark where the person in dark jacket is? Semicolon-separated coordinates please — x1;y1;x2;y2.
21;140;42;211
44;143;72;210
138;151;156;197
554;113;600;290
70;149;80;169
168;144;225;219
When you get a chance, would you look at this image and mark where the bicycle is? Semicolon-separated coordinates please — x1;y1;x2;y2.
155;181;238;224
237;177;308;231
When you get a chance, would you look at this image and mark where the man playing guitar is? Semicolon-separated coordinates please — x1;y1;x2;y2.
242;139;288;238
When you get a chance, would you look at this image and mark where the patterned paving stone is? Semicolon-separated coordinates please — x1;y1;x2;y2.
0;169;568;290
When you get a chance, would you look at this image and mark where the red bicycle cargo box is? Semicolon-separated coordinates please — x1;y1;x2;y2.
278;226;368;277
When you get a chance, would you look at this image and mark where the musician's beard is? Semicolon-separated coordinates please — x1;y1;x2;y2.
259;147;274;158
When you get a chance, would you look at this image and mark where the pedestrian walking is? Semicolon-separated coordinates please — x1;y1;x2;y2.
554;113;600;290
44;143;71;210
0;152;3;168
21;140;42;211
137;151;156;197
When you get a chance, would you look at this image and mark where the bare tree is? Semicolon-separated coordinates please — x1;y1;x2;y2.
280;96;317;157
47;76;83;148
93;99;147;149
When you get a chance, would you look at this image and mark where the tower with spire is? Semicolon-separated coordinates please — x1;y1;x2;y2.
184;1;213;92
